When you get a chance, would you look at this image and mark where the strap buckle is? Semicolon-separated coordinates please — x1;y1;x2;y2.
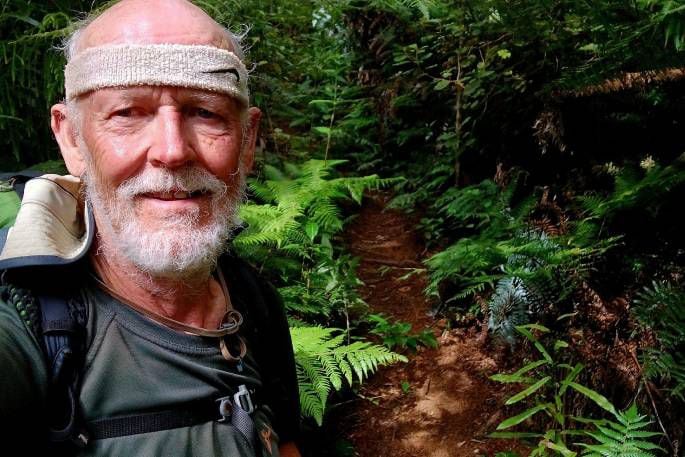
233;384;254;414
216;396;233;423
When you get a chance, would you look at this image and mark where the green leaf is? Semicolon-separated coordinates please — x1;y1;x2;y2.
553;340;569;351
497;49;511;59
496;403;550;430
0;188;21;229
505;376;551;405
305;221;319;241
312;126;331;135
490;359;548;383
516;326;553;363
434;79;450;91
560;364;584;395
567;382;618;418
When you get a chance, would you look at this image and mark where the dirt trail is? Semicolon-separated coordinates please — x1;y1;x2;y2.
340;192;528;457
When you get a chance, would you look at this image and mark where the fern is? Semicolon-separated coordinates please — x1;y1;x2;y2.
633;281;685;400
235;159;395;261
290;325;407;425
579;403;663;456
369;0;435;20
487;277;530;344
579;161;685;223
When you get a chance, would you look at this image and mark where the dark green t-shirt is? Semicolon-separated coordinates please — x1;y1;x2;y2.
0;278;283;456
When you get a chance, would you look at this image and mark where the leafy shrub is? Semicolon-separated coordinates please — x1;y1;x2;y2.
490;324;663;456
633;281;685;401
425;176;617;327
234;159;395;324
290;325;407;425
233;159;406;423
367;313;437;351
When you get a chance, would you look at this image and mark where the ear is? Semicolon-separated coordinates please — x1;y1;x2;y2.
240;106;262;173
51;103;86;176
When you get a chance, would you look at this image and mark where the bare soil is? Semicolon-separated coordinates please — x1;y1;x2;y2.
337;192;529;457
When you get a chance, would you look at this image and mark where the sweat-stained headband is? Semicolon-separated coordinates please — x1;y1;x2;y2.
64;43;249;104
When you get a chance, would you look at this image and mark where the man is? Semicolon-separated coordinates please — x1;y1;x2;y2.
0;0;300;455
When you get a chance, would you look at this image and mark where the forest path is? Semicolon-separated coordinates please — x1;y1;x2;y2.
340;192;528;457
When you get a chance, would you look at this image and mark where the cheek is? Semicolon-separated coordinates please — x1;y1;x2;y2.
83;129;148;186
197;135;243;181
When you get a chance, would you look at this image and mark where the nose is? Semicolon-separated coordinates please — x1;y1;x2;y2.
148;107;195;168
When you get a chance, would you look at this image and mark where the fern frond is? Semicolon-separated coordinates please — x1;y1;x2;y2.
488;276;530;344
578;404;663;456
633;281;685;400
290;325;406;425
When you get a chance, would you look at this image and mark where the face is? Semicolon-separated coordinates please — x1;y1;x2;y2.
72;86;258;278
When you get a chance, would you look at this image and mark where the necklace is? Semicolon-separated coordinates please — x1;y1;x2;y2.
89;269;243;338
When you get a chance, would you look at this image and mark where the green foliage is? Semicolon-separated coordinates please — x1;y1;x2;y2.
235;159;393;259
233;159;406;424
487;277;530;344
633;281;685;401
367;313;437;351
490;325;663;456
0;0;118;168
579;403;663;457
578;160;685;227
290;325;407;425
425;176;617;324
234;159;394;321
424;177;530;302
0;183;21;228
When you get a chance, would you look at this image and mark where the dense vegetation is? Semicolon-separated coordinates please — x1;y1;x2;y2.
2;0;684;455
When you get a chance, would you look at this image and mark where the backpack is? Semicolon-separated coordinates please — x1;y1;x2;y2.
0;172;300;454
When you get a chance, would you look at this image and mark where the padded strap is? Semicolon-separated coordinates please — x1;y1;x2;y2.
38;293;89;447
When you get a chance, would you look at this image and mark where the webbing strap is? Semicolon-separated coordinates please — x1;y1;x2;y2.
87;394;257;450
88;399;218;439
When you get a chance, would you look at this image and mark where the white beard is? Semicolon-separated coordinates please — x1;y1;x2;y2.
83;162;245;280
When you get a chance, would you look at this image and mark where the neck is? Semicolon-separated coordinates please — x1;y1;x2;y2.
90;236;227;329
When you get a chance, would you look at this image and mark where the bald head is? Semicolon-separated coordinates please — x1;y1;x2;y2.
65;0;243;61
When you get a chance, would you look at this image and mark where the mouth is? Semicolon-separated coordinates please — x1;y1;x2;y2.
141;190;208;201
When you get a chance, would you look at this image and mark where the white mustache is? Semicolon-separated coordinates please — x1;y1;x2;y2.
116;167;228;199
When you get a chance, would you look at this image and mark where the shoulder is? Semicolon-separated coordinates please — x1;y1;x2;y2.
219;253;301;442
219;253;284;318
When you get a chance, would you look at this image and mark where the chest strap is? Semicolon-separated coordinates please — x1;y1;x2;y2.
87;387;257;449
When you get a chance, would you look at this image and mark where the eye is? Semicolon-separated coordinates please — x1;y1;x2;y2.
113;107;133;117
110;107;146;119
194;107;218;119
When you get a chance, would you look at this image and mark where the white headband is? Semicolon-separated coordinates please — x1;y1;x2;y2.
64;43;249;104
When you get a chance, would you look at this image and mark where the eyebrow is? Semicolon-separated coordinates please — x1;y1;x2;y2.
106;88;237;108
182;92;234;106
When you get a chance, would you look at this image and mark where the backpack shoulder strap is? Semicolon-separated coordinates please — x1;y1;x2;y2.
0;279;90;450
39;291;89;447
220;254;301;443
